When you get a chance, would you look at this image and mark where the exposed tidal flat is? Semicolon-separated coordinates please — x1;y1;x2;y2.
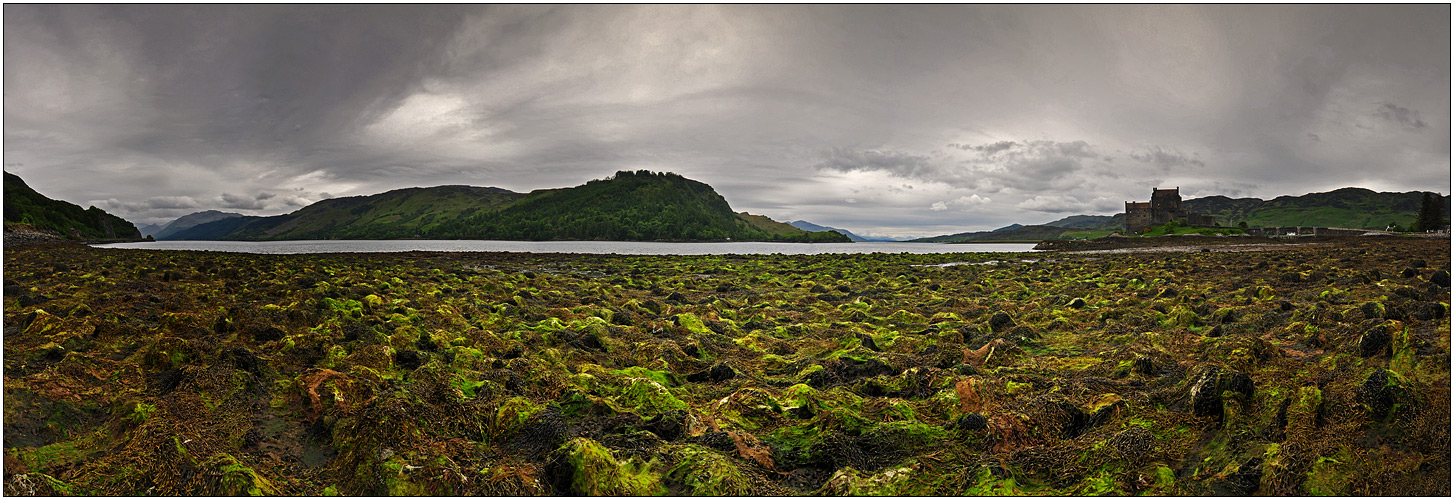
3;238;1449;495
94;239;1039;255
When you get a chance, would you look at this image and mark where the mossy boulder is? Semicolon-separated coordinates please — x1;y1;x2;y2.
545;437;665;495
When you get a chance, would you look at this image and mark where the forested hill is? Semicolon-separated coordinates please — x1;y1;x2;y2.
166;171;847;242
426;171;846;241
1035;188;1449;232
2;171;141;240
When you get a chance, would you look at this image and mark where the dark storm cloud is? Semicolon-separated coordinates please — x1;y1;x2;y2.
4;5;1448;235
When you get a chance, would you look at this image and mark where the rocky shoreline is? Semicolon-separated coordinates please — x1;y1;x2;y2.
3;238;1448;495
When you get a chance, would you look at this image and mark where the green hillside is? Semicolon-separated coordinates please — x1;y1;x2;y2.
166;171;846;242
910;224;1071;242
3;171;141;240
1034;188;1448;233
1186;188;1443;229
429;171;846;242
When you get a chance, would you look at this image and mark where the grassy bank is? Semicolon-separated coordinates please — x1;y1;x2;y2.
2;239;1449;495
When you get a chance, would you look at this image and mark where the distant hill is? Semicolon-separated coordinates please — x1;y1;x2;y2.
790;220;865;242
151;210;245;239
1184;188;1445;229
3;171;141;240
167;171;848;242
1035;188;1447;233
910;224;1070;243
1042;214;1123;231
991;223;1025;232
136;222;164;238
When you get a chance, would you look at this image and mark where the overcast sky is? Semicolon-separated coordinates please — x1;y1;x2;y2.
5;5;1449;237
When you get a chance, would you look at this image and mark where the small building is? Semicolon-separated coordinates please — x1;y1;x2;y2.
1125;187;1216;234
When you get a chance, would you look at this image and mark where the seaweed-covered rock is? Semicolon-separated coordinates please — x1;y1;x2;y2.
1358;325;1391;357
1189;367;1224;420
545;437;664;495
1066;297;1088;309
512;405;571;458
1412;302;1449;321
1430;269;1450;287
395;349;425;371
1356;369;1404;421
987;312;1015;332
1108;426;1154;461
686;363;736;383
1400;267;1419;279
949;412;988;431
854;333;881;352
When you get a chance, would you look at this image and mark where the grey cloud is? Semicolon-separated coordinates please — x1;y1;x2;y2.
219;192;267;210
816;148;935;177
1375;102;1427;130
4;5;1448;238
1129;146;1206;170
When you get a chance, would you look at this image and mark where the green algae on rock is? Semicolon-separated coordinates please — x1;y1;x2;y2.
1;238;1449;495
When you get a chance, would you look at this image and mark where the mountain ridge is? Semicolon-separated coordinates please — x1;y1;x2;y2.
3;171;141;240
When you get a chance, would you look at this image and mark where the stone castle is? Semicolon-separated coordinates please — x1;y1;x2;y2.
1124;187;1215;234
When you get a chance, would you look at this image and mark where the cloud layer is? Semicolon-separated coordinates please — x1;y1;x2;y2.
4;5;1448;236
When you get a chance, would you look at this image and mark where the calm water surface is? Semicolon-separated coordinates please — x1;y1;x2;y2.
94;240;1039;255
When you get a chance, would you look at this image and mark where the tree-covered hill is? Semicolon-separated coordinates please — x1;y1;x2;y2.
165;171;846;242
427;171;847;242
2;171;141;240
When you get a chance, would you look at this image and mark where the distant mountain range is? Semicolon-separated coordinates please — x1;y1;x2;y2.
3;171;141;240
787;220;907;242
916;187;1448;242
138;210;244;238
163;171;849;243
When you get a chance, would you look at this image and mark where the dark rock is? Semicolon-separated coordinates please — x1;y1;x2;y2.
809;284;830;293
949;413;988;431
686;363;736;383
666;291;688;303
1357;369;1402;420
1358;325;1391;358
568;331;604;351
689;431;737;452
988;312;1015;332
1413;302;1449;321
247;325;284;343
643;410;686;441
1157;287;1178;299
1189;367;1224;420
1222;372;1254;401
1359;302;1384;320
1203;325;1224;338
229;348;262;375
855;333;881;352
1066;297;1087;309
1410;259;1427;268
1223;458;1263;495
1431;270;1450;287
501;344;524;360
415;334;441;352
1401;267;1419;279
837;284;853;294
395;350;425;371
1133;356;1159;376
17;294;49;307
